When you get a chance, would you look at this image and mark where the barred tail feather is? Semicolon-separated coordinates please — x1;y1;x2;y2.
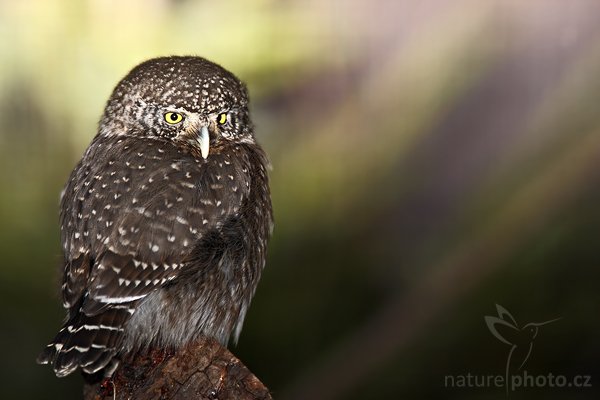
37;306;132;377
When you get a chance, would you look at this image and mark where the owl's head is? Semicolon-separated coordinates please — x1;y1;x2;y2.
100;56;253;158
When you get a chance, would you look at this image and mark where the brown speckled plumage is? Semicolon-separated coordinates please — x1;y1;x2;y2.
37;56;273;378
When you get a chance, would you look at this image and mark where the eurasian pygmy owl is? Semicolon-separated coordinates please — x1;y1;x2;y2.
37;56;273;377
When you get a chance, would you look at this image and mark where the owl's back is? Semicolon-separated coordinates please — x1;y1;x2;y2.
39;133;272;376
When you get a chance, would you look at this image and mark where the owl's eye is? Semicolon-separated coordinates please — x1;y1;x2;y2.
217;113;228;125
164;112;184;124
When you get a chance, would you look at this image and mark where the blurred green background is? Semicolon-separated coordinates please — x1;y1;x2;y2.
1;0;600;399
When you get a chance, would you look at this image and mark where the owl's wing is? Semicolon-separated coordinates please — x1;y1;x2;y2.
61;253;92;309
81;251;182;315
77;141;250;316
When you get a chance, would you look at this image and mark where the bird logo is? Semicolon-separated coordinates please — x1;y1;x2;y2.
484;304;559;394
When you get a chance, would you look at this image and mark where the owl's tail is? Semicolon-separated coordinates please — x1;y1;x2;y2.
37;306;131;377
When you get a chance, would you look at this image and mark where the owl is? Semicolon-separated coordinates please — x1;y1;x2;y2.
37;56;273;378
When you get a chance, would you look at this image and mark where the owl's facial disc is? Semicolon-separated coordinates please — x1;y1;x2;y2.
176;114;211;158
175;108;247;158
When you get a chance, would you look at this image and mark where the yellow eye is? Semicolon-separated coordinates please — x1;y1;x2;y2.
217;113;228;125
164;112;184;124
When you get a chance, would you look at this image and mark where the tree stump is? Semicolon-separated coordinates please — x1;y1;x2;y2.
82;337;272;400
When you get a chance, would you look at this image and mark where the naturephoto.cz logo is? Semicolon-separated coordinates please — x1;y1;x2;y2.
444;304;592;394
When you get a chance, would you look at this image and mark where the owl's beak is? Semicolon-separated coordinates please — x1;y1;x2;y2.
198;125;210;159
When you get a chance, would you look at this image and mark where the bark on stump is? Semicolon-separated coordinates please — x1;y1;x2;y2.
83;337;272;400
